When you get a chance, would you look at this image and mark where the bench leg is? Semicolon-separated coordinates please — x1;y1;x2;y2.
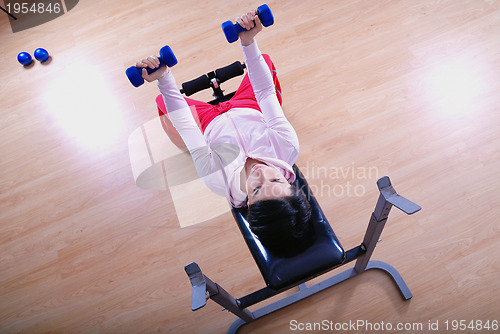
366;260;413;300
185;263;254;323
355;176;421;274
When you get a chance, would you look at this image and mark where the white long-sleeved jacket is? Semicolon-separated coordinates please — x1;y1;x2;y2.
157;41;299;207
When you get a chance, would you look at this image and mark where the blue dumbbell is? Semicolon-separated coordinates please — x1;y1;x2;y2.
17;52;33;66
126;45;177;87
221;4;274;43
34;48;50;62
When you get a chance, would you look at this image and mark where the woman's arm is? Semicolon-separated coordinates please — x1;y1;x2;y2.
137;57;231;195
236;12;299;147
136;56;206;151
156;73;207;151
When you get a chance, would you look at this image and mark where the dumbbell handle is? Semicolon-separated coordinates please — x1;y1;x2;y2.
222;4;274;43
232;23;249;36
233;4;273;30
126;45;177;87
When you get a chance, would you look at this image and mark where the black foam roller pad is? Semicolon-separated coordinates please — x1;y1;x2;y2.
181;74;212;96
215;61;245;84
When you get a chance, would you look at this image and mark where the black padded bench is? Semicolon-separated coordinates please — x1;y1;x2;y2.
185;166;420;333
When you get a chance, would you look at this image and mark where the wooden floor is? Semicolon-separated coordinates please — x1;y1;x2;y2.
1;0;499;333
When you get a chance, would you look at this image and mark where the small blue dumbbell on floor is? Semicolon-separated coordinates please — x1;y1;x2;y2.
17;52;33;66
126;45;177;87
221;4;274;43
34;48;50;62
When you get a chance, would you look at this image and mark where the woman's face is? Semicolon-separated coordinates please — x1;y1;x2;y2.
246;164;292;205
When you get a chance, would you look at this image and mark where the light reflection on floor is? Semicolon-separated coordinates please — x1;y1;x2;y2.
421;54;489;118
43;60;124;149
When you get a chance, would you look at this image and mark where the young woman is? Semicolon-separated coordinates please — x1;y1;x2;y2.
136;10;313;257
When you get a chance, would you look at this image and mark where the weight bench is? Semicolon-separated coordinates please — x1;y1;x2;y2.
156;61;422;333
185;167;420;333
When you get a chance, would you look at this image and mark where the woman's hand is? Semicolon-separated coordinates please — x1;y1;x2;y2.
135;55;169;82
236;9;262;46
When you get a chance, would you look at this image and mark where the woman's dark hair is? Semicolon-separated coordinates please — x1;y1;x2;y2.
246;185;314;257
